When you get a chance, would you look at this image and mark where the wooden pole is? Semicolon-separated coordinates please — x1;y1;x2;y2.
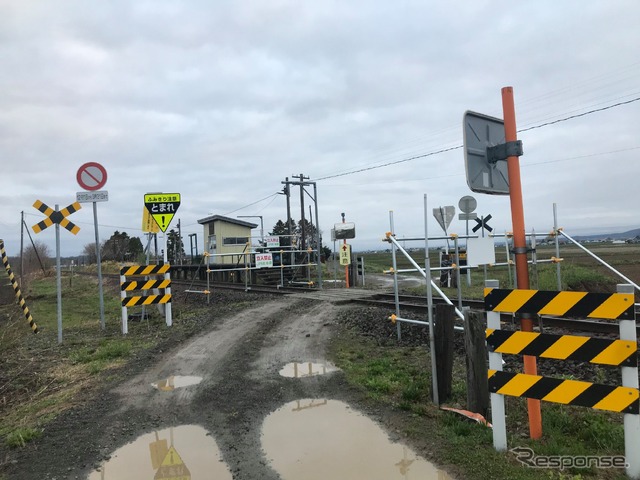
434;303;455;402
464;309;489;417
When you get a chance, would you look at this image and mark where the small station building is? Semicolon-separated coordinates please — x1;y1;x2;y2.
197;215;258;265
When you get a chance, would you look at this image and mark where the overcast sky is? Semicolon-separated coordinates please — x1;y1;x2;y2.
1;1;639;258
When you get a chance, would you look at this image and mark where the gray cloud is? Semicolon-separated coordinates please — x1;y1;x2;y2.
0;0;638;259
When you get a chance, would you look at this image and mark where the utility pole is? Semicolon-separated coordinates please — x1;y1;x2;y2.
281;175;323;288
281;177;294;264
176;219;182;264
295;173;308;251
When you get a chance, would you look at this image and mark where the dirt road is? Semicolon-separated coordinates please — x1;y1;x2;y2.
4;292;452;480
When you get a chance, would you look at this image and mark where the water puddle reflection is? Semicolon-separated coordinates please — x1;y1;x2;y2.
151;375;203;391
279;361;339;378
88;425;231;479
262;399;454;479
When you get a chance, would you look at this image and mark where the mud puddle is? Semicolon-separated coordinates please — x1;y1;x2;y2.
279;361;339;378
88;425;231;479
151;375;203;391
262;399;454;479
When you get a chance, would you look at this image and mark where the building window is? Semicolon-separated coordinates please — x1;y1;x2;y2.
223;237;249;246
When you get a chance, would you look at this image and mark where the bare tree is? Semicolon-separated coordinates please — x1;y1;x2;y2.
23;241;51;275
82;242;98;265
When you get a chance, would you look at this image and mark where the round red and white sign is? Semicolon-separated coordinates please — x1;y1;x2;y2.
77;162;107;191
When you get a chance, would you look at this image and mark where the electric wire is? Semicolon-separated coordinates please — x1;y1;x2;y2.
320;146;640;187
222;192;281;216
518;96;640;132
315;95;640;181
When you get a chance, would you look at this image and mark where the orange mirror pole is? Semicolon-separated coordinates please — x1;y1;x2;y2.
502;86;542;440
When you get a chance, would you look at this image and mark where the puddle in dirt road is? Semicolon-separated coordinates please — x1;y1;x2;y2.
88;425;231;479
279;361;340;378
151;375;203;391
262;399;454;479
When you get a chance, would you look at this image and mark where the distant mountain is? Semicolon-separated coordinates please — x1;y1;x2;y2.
571;228;640;242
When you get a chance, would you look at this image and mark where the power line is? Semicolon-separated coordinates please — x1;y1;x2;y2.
321;146;640;187
518;96;640;132
316;95;640;181
315;144;463;181
222;192;281;216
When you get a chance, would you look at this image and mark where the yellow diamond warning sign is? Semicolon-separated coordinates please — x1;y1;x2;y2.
144;193;181;232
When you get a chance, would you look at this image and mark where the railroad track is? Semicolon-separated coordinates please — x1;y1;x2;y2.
349;292;637;335
84;272;635;334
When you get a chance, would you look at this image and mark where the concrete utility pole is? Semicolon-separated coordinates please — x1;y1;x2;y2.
281;177;294;264
177;219;182;264
295;173;308;250
281;175;323;288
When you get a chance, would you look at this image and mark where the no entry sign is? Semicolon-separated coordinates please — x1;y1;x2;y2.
77;162;107;191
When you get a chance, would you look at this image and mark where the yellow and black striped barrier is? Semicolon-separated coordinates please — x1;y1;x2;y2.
121;279;171;291
122;293;172;307
120;264;172;307
0;239;38;333
120;264;170;277
485;287;639;415
484;288;634;320
488;370;639;414
486;329;636;366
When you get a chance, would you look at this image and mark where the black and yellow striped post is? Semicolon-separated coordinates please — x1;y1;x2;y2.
120;264;171;334
0;239;38;333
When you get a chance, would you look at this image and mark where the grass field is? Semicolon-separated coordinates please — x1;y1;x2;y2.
355;241;640;296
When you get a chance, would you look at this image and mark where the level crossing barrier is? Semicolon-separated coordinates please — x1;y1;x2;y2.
120;264;171;334
485;281;640;479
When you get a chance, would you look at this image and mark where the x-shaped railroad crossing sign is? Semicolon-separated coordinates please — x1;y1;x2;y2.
472;214;493;233
32;200;82;235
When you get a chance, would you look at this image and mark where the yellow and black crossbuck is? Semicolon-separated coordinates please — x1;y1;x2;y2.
32;200;82;235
